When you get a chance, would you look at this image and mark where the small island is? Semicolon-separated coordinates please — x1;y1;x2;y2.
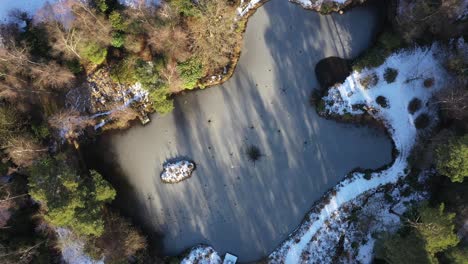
161;160;196;183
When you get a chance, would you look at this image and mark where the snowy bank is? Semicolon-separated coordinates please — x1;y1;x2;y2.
161;160;195;183
238;0;362;16
181;245;222;264
268;44;450;263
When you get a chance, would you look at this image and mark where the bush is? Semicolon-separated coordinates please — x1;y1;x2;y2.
316;100;326;113
84;210;146;263
65;59;83;74
435;134;468;183
246;145;262;163
408;98;422;114
353;49;386;71
353;31;404;71
359;72;379;89
376;96;389;108
177;57;204;89
111;32;125;48
110;57;137;84
415;113;430;129
109;11;126;31
309;89;322;107
169;0;201;17
379;31;404;52
384;68;398;83
423;78;434;88
31;123;50;140
80;42;108;65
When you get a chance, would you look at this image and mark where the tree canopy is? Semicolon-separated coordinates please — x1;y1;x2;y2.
435;134;468;183
28;156;116;236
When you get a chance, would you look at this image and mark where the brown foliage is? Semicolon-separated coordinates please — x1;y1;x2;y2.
147;25;190;62
436;82;468;121
48;109;95;141
4;136;47;167
41;0;112;60
188;0;240;72
395;0;467;42
85;210;147;263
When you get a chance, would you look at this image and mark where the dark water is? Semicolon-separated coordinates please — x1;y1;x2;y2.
89;0;391;262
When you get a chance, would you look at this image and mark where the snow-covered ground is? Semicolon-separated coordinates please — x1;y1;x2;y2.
182;245;222;264
238;0;359;16
161;160;195;183
56;228;104;264
267;44;451;263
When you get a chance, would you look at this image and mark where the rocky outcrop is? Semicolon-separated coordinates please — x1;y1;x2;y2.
160;160;195;183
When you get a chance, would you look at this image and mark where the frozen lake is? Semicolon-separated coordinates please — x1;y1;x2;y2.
89;0;392;261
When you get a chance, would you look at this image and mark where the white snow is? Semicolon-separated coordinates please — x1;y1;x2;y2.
161;160;195;183
290;0;348;10
56;228;104;264
181;245;222;264
237;0;352;16
269;44;450;264
237;0;263;16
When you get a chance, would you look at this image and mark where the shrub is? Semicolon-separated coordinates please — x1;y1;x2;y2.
379;31;404;52
376;96;389;108
353;49;386;71
423;78;434;88
363;172;372;180
309;89;322;107
353;31;404;71
359;72;379;89
111;32;125;48
316;100;326;113
84;210;146;263
31;123;50;140
319;2;336;14
65;59;83;74
169;0;201;17
384;68;398;83
109;11;126;31
414;113;430;129
246;145;262;163
80;42;108;65
435;134;468;183
408;98;422;114
177;57;204;89
110;57;137;84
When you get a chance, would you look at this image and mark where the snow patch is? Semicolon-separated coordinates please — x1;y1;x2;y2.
181;245;222;264
56;228;103;264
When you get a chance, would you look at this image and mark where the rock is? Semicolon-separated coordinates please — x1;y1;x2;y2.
161;160;195;183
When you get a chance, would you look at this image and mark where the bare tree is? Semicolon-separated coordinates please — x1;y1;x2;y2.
435;82;468;121
2;136;47;167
